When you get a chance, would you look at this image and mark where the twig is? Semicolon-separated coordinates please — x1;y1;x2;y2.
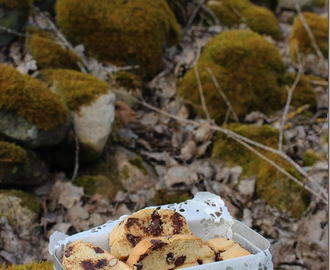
194;65;211;122
71;124;79;182
206;67;239;123
278;66;302;151
185;0;206;30
0;25;26;37
293;0;325;62
136;99;328;204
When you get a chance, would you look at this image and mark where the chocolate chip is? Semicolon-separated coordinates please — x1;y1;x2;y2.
166;252;175;264
127;234;141;247
174;255;186;267
171;212;184;234
150;239;167;250
94;247;104;254
82;260;94;270
65;246;73;258
197;259;203;264
145;210;163;236
215;252;223;261
126;218;139;229
95;259;107;268
138;253;148;262
134;263;143;270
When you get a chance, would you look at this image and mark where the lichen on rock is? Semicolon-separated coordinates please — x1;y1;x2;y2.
207;0;281;40
55;0;181;78
0;64;69;130
177;29;287;124
212;124;309;218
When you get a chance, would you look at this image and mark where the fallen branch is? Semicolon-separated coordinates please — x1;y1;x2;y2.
70;124;79;182
0;25;26;37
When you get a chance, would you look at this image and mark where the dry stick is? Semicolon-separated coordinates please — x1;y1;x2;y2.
71;124;80;182
206;67;239;123
194;65;211;122
137;99;328;204
293;0;325;62
185;0;206;30
278;67;302;151
0;25;26;37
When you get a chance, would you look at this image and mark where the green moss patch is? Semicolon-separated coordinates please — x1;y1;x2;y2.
39;69;109;112
74;174;123;199
0;261;53;270
212;124;309;218
302;149;325;166
55;0;181;78
0;64;69;130
207;0;281;40
0;189;40;214
290;12;328;59
0;141;27;164
0;0;32;10
27;28;82;70
177;30;286;124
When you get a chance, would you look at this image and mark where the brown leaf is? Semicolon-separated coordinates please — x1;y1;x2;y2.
116;100;136;124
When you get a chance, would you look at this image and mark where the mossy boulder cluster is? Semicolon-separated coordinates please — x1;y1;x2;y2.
207;0;281;40
212;124;309;218
55;0;181;78
177;29;287;123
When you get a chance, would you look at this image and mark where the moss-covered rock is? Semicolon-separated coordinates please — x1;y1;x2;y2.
0;0;32;47
290;12;328;59
0;141;28;164
283;72;317;110
27;28;82;70
38;69;109;112
55;0;181;78
302;149;325;166
0;261;53;270
0;64;69;130
177;29;286;124
207;0;281;40
0;189;40;227
212;124;309;218
74;174;123;199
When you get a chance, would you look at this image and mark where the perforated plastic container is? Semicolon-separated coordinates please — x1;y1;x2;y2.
49;192;273;270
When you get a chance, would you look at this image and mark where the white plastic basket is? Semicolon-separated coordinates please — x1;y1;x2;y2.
49;192;273;270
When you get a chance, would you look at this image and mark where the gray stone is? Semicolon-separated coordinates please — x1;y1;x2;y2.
0;149;50;187
0;109;71;148
163;165;198;188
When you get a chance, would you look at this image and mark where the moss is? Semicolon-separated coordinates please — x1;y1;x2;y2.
0;141;28;164
129;156;147;175
121;165;130;180
55;0;181;78
38;69;109;112
0;189;41;214
212;124;309;218
74;174;123;199
0;64;69;130
154;189;191;206
283;72;317;110
177;29;286;124
0;0;32;10
113;71;143;90
290;12;328;59
27;28;82;70
207;0;281;40
302;149;324;166
0;261;53;270
314;0;326;7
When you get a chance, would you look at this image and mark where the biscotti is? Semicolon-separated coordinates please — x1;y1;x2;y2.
204;237;250;261
62;240;131;270
109;208;191;260
126;234;203;270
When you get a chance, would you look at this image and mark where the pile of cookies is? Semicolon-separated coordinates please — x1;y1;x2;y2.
62;208;250;270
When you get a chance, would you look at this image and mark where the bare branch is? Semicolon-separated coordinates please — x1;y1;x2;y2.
0;25;26;37
194;65;211;122
70;124;80;182
206;67;239;123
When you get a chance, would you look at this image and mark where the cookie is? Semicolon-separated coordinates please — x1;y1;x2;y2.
126;234;203;270
109;208;191;260
220;244;251;260
197;244;216;264
204;238;250;261
62;240;130;270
